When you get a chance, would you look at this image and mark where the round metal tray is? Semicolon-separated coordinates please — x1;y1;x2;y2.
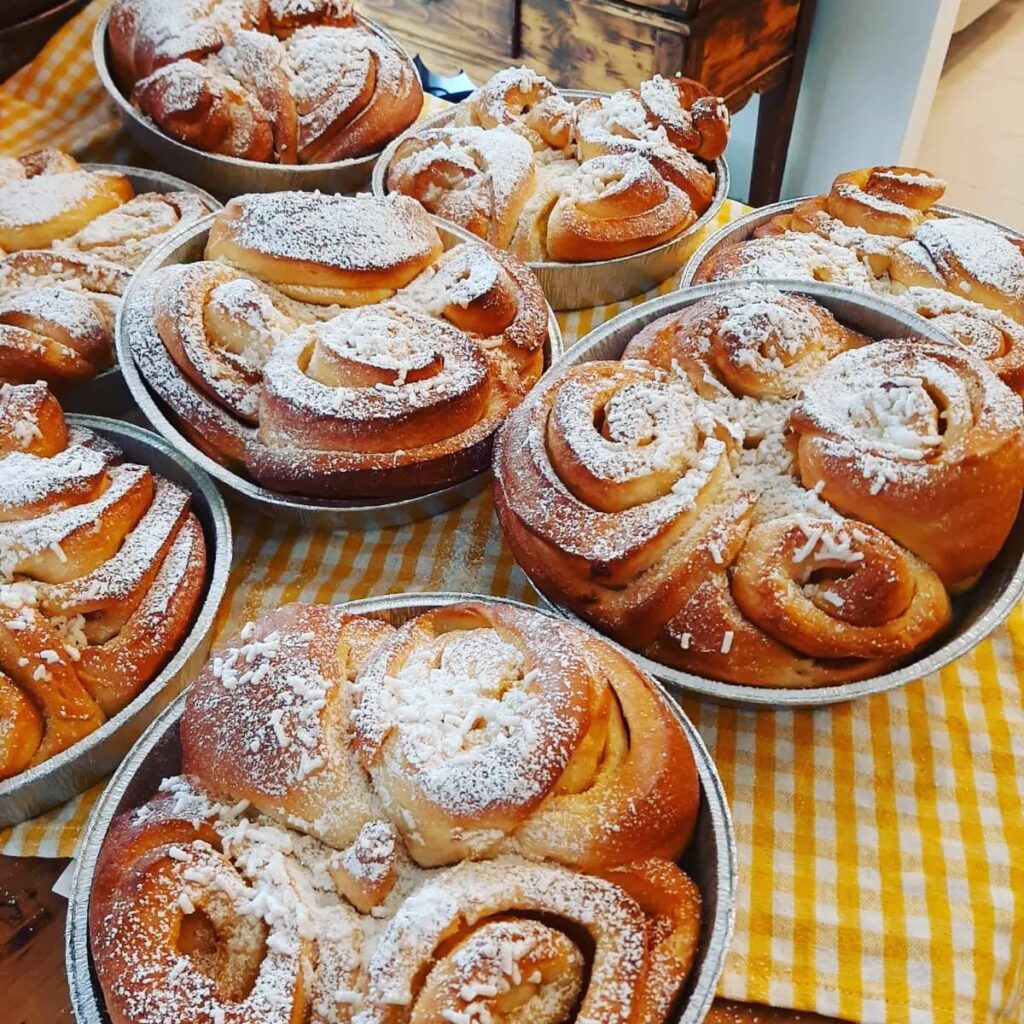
372;92;730;311
117;212;563;529
495;279;1024;708
20;164;221;417
92;7;423;200
0;416;232;828
65;592;736;1024
680;198;1024;288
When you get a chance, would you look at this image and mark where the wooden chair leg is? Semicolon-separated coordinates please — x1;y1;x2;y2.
748;0;818;206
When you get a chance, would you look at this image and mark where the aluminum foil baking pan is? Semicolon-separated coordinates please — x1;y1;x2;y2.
92;8;423;201
0;416;232;827
116;213;563;529
680;198;1024;288
24;164;221;417
65;592;735;1024
372;92;730;311
494;279;1024;707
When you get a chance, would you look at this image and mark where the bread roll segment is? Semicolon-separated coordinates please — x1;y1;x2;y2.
387;66;729;263
494;283;1024;688
91;599;705;1024
130;191;550;500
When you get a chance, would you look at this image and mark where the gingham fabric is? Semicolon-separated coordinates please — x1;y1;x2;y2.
2;4;1023;1023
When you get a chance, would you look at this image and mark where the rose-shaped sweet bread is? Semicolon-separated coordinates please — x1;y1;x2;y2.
284;26;424;163
642;513;950;686
258;304;495;450
494;359;741;650
108;0;420;165
353;602;698;869
0;248;132;385
790;338;1024;589
546;154;694;261
891;286;1024;393
639;74;730;160
890;217;1024;323
386;67;728;265
0;153;212;388
575;90;716;211
386;126;537;249
827;166;945;238
0;382;207;777
495;285;1009;687
776;167;944;276
357;856;699;1024
90;778;363;1024
393;243;547;379
181;603;396;848
91;599;706;1024
126;192;550;499
691;231;877;289
625;285;868;399
455;65;577;153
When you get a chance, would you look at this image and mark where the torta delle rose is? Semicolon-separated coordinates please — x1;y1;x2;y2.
107;0;422;164
693;165;1024;394
494;284;1024;688
90;600;704;1024
0;149;211;388
124;191;551;500
386;66;730;263
0;382;207;779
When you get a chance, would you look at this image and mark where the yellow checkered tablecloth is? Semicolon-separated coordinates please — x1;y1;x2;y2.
2;4;1024;1023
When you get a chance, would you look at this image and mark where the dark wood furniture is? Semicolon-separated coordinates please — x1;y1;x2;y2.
0;0;88;82
372;0;817;205
2;853;850;1024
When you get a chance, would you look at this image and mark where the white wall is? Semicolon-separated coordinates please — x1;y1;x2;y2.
724;0;960;203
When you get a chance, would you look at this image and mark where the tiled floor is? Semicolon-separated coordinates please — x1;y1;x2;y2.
917;0;1024;230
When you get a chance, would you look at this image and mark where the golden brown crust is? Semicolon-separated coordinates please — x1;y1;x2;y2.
130;193;549;500
454;65;577;153
0;170;134;252
386;126;537;249
388;67;726;264
205;192;445;302
109;0;420;165
91;600;704;1024
639;74;730;160
495;286;1014;687
890;216;1024;323
181;603;396;848
134;60;276;162
692;163;1024;399
790;338;1024;590
0;383;208;777
546;155;694;262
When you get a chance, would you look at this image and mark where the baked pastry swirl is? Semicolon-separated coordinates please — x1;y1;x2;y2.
386;66;728;263
494;284;1024;687
125;191;550;499
90;600;704;1024
0;382;207;779
0;149;211;388
692;164;1024;395
109;0;423;164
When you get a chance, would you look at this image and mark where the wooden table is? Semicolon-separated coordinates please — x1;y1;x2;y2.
2;855;847;1024
372;0;817;206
